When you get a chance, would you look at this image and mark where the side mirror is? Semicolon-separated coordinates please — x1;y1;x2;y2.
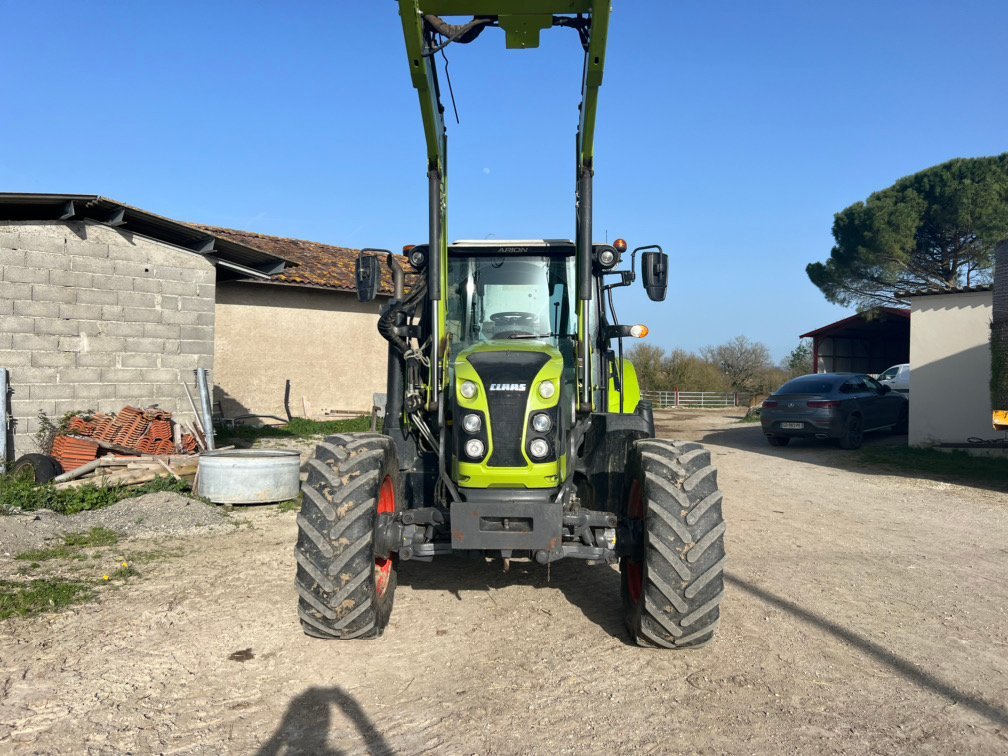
355;252;381;303
641;250;670;302
880;384;891;394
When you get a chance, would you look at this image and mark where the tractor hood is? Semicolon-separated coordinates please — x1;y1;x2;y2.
452;340;566;489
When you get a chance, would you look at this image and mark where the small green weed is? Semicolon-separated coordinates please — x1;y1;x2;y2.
65;527;119;548
277;496;302;513
0;474;191;515
0;579;93;620
223;416;370;442
17;527;120;561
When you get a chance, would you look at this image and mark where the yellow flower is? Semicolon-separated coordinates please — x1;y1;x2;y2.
121;562;129;568
103;575;110;581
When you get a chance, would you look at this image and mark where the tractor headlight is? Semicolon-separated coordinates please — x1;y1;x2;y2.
528;438;550;460
598;248;616;267
465;438;486;459
538;380;555;399
460;380;478;399
531;413;552;433
463;413;481;433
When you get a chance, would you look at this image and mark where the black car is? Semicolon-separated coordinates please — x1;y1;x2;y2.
760;373;908;449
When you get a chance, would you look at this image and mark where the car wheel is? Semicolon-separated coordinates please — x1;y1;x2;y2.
766;436;790;447
838;415;864;450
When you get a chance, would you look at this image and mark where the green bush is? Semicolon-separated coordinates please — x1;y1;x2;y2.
0;474;191;516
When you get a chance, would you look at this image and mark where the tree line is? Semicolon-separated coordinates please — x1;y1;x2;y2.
628;336;812;397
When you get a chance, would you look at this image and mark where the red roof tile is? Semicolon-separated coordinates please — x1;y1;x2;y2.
196;225;408;295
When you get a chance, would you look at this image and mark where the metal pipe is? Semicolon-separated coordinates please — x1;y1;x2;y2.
195;368;216;451
576;165;593;411
0;368;8;473
428;169;442;408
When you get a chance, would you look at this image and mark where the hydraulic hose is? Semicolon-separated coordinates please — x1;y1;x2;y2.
378;278;426;354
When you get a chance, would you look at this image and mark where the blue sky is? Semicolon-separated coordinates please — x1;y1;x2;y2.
2;1;1006;360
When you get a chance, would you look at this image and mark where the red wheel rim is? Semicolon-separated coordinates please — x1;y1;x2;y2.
375;476;395;597
624;479;645;604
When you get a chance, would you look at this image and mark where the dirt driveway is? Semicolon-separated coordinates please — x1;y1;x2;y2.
1;410;1006;754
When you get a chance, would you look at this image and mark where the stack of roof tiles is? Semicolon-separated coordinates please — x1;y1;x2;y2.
51;406;199;471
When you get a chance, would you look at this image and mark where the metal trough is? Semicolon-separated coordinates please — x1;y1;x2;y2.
197;449;300;504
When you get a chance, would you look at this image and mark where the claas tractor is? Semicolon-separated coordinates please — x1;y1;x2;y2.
295;1;726;649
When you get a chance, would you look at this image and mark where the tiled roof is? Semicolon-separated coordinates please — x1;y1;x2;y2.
197;225;405;295
896;284;993;299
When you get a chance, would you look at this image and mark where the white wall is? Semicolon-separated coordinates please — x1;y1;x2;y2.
908;291;993;446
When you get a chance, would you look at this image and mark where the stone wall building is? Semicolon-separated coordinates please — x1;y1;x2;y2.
0;193;284;461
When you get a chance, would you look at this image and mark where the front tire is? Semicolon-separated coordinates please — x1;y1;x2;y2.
621;439;726;649
295;433;399;639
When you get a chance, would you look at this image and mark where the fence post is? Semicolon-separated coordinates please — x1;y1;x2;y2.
733;392;738;407
674;387;679;407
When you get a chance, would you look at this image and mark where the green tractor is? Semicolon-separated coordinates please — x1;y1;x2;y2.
295;1;725;649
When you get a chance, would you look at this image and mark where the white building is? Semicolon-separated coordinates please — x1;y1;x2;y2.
903;287;994;446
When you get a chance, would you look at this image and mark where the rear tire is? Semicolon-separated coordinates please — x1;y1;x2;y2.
838;415;864;450
10;454;63;484
295;433;399;640
767;436;790;447
620;439;726;649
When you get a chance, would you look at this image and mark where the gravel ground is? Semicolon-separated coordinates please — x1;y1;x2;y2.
0;410;1006;754
0;493;232;557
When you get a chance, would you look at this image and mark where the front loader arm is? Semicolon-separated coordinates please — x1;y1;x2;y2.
396;0;612;411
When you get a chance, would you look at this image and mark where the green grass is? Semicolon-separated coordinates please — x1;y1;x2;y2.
0;579;93;619
224;416;370;442
277;496;302;513
858;445;1008;488
16;527;120;561
0;474;191;516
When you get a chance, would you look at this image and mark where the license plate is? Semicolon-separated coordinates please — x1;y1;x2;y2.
780;422;804;429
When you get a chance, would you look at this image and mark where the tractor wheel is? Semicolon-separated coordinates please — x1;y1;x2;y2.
621;439;726;649
838;415;864;449
9;454;63;484
295;433;400;640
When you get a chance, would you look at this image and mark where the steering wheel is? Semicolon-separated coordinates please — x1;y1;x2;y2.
489;311;538;337
490;311;537;326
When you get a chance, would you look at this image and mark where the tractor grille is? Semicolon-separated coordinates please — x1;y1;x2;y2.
468;351;550;467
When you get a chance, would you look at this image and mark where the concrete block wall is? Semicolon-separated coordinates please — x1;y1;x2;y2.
1;221;215;458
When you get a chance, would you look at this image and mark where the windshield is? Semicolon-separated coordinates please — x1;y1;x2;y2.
446;253;576;350
776;375;840;395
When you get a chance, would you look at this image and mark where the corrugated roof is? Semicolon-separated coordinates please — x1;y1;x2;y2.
0;193;287;280
198;225;400;294
800;307;910;339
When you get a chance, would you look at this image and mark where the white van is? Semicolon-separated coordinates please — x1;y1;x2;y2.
878;363;910;394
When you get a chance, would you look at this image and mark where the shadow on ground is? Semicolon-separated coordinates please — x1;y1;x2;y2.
659;412;1008;494
258;686;393;756
727;572;1008;730
397;555;631;645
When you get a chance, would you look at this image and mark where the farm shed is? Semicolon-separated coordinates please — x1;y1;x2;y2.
0;193;286;462
203;227;399;422
801;307;910;375
900;286;996;447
